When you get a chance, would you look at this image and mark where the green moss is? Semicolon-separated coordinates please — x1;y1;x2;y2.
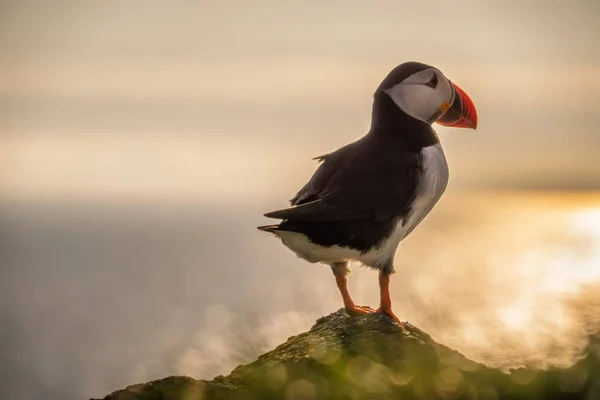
96;310;600;400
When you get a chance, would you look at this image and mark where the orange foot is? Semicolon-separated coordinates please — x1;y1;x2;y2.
377;307;408;332
345;305;376;316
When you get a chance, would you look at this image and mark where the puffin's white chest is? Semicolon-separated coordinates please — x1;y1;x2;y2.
359;142;449;268
403;142;449;236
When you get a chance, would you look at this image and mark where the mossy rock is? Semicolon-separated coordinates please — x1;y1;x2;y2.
96;310;600;400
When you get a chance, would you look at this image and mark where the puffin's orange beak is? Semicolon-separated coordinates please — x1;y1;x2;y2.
436;82;478;129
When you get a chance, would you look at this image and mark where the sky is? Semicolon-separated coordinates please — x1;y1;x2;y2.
0;0;599;202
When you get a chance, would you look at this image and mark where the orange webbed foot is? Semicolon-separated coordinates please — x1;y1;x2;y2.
345;305;376;316
377;272;408;332
377;307;409;332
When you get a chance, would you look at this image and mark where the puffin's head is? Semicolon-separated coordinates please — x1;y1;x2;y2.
377;61;478;129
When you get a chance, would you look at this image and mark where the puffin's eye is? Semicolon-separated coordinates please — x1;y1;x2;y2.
426;73;438;89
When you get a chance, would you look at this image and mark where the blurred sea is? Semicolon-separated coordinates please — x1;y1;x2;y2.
1;191;599;399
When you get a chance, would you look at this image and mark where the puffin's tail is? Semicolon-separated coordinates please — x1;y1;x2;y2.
257;224;280;234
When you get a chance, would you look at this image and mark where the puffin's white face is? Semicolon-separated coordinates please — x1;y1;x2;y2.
385;68;455;124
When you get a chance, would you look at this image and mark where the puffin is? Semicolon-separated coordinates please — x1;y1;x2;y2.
258;61;477;327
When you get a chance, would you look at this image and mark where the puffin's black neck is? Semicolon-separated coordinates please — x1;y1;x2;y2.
369;91;439;150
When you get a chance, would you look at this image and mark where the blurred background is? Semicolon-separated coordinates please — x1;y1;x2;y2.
1;1;599;399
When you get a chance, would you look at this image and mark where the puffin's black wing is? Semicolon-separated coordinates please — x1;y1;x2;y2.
264;138;421;223
289;139;364;207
